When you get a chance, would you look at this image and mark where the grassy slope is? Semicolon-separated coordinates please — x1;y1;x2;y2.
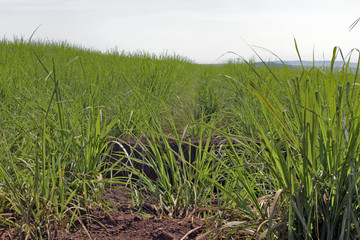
1;39;360;239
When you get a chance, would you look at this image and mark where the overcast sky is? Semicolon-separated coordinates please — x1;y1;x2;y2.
1;0;360;63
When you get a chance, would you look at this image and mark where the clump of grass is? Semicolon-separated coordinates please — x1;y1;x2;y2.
195;70;222;122
224;41;360;239
0;39;119;238
109;79;225;218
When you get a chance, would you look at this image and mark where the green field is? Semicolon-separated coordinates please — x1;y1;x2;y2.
1;38;360;239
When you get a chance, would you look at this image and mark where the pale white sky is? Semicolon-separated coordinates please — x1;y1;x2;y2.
1;0;360;63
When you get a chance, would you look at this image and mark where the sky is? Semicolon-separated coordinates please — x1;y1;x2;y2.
1;0;360;63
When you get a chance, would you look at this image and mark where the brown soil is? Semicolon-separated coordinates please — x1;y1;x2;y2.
0;185;204;240
55;185;205;240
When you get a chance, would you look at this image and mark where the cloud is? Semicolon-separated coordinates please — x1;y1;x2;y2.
1;0;106;12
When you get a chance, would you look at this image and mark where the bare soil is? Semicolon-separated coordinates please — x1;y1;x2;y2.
55;185;205;240
0;185;205;240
